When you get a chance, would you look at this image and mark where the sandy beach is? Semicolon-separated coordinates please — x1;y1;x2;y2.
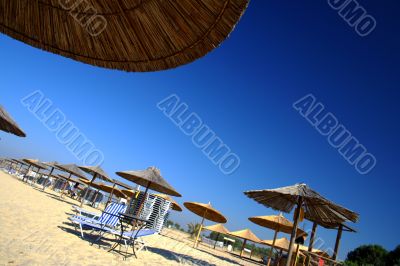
0;171;262;266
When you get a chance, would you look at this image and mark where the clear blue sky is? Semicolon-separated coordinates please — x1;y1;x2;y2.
1;1;399;260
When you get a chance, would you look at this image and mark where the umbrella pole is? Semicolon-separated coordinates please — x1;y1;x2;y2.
267;229;278;266
60;173;72;198
240;239;247;257
194;214;205;248
293;244;300;266
213;232;220;249
286;196;303;266
136;182;151;217
332;224;343;261
91;189;100;207
81;173;97;207
23;165;32;183
43;167;54;191
105;183;116;210
306;222;318;266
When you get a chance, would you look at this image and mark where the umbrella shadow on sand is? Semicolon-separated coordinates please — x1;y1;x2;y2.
146;247;219;266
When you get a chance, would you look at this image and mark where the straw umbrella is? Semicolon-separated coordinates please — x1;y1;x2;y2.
116;167;181;216
11;159;28;174
244;183;359;266
22;159;49;184
203;224;230;249
57;174;87;199
228;229;261;258
55;164;88;198
249;214;307;266
0;105;26;137
0;1;250;72
104;179;135;209
41;161;60;191
78;166;113;207
154;194;183;212
183;202;227;248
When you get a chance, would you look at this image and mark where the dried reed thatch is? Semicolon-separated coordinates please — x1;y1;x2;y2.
184;202;227;223
0;0;249;72
0;105;26;137
244;183;359;225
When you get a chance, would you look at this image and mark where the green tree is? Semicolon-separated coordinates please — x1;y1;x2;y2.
386;245;400;266
174;222;181;230
346;245;388;266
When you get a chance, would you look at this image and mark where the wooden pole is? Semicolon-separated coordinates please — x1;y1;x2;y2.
23;165;32;182
293;244;300;266
105;183;116;209
305;222;318;266
42;167;55;191
135;182;151;217
267;229;279;266
240;239;247;257
81;173;97;207
286;197;303;266
332;224;343;261
91;189;100;207
60;173;72;198
213;232;220;249
194;213;206;248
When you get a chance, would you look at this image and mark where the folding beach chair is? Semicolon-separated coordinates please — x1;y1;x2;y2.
69;202;127;238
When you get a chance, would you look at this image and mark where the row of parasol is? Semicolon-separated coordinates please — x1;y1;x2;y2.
181;183;358;266
2;158;358;266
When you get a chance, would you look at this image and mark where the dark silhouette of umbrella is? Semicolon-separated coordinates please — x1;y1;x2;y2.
78;165;113;207
244;183;359;266
0;105;26;137
0;1;249;72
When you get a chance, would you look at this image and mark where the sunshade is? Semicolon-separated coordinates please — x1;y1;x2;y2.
98;183;127;199
184;202;227;248
261;237;327;256
0;105;26;137
0;0;249;72
78;166;113;182
57;174;86;198
154;194;182;212
79;165;113;207
55;164;88;197
116;167;181;197
22;159;49;171
244;183;359;266
228;229;261;257
249;214;307;266
203;223;230;249
55;163;87;180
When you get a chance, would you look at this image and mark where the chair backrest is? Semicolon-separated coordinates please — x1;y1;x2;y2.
98;202;127;227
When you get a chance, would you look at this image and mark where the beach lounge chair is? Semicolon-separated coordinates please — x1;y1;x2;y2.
69;202;127;238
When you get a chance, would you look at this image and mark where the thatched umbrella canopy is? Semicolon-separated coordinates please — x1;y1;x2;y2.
228;229;262;257
22;159;49;183
11;159;29;173
184;202;227;248
55;163;88;197
117;167;181;197
117;167;181;219
154;193;182;212
0;0;249;72
0;105;26;137
79;165;113;207
249;214;307;266
203;223;230;249
41;161;61;191
244;183;359;266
